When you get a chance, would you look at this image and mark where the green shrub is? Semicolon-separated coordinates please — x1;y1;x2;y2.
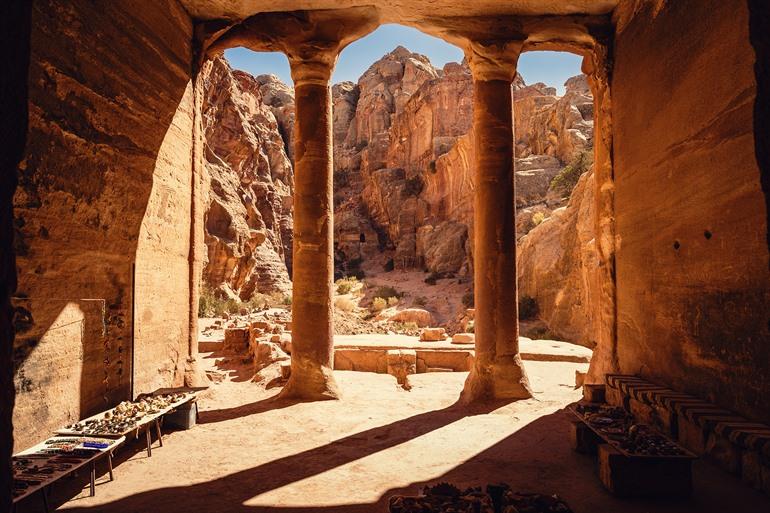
532;212;546;226
371;297;387;312
387;296;399;307
462;291;474;308
550;150;592;196
198;285;240;317
466;321;475;333
383;258;394;272
424;273;438;286
519;295;539;320
281;294;292;306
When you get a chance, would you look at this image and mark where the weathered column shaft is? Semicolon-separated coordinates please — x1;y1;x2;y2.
463;41;531;401
474;78;519;359
281;59;340;400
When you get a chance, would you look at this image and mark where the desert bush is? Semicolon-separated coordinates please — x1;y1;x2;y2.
424;273;438;286
281;294;292;306
532;212;546;226
387;296;399;307
371;297;387;312
550;150;592;196
335;276;358;295
428;160;437;174
413;296;427;307
519;295;539;320
462;291;474;308
383;258;394;272
402;175;424;198
373;286;401;300
334;296;356;312
198;285;241;317
466;320;475;333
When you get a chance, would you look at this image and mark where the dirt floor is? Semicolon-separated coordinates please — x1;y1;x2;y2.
21;354;770;513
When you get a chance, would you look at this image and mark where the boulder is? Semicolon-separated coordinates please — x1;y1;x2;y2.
419;327;447;342
389;308;434;327
254;341;290;371
451;333;475;344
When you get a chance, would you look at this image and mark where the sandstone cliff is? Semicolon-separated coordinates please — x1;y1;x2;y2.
332;49;593;277
517;168;598;348
200;57;294;300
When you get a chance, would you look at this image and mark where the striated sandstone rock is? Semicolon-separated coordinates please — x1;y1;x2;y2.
201;57;293;299
517;168;598;348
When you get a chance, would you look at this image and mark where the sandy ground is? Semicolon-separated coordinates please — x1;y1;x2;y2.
14;353;763;513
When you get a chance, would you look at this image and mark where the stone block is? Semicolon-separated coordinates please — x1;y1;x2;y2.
386;350;416;385
605;385;625;408
705;431;742;475
677;416;707;455
451;333;474;344
583;384;606;403
416;350;472;372
419;327;447;341
223;327;250;353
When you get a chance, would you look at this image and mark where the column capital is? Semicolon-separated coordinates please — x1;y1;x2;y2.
287;44;338;87
465;40;525;82
202;8;378;85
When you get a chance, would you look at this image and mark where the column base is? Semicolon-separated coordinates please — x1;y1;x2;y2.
461;354;532;403
184;355;208;388
278;359;341;401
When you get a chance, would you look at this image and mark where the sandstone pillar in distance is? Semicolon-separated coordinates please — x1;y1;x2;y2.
463;41;532;402
279;52;340;400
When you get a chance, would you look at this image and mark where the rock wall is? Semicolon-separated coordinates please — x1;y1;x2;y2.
200;58;293;300
610;0;770;423
1;1;32;507
12;0;195;450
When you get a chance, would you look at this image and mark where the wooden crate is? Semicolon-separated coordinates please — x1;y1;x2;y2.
598;443;693;498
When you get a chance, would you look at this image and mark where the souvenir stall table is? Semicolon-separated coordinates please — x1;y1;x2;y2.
12;436;124;512
12;390;200;511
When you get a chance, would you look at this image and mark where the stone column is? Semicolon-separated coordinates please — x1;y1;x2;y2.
463;41;532;402
279;51;340;400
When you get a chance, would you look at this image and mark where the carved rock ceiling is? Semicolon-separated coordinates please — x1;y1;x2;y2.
179;0;620;23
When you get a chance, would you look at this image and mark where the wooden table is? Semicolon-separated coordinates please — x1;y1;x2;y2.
12;436;125;512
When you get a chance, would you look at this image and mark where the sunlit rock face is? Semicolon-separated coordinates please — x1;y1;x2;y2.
331;48;594;275
517;168;599;348
201;57;293;299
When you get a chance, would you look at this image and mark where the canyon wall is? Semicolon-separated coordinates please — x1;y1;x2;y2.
610;0;770;423
200;58;294;300
332;48;594;277
12;0;195;450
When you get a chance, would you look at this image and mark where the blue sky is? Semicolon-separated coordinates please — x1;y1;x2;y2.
224;24;583;95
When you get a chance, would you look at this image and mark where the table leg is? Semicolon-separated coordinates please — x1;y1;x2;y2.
155;418;163;447
108;450;114;481
145;425;152;457
90;461;96;497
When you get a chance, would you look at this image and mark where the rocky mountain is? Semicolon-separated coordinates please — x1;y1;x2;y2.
200;57;294;300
